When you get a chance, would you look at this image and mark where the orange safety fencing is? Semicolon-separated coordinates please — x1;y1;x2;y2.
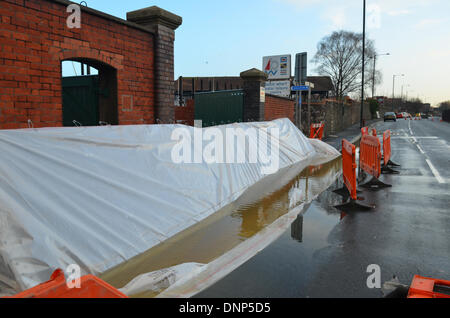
333;139;374;210
341;139;358;201
382;129;401;174
4;269;128;299
408;275;450;299
383;130;391;166
361;127;369;136
372;128;377;137
360;135;381;179
310;123;325;140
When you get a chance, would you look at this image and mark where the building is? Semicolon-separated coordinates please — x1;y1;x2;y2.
174;75;335;103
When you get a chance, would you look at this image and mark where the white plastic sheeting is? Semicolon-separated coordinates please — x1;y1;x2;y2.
0;119;340;293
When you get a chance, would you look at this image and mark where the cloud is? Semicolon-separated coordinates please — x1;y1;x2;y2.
324;8;347;29
387;9;411;16
277;0;324;7
415;18;447;29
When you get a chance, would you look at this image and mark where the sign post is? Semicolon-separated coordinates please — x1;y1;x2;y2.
292;85;310;132
294;53;307;131
305;81;315;134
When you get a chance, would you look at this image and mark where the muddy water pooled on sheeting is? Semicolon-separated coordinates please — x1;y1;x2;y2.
100;158;342;296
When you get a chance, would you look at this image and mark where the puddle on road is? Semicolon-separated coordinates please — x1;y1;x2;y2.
100;157;343;296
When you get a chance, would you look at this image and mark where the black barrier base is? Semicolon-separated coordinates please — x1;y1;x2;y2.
334;199;375;211
386;160;401;167
381;165;400;175
333;187;363;198
359;176;392;190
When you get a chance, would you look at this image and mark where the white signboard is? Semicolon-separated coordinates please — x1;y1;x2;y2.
263;55;292;80
265;80;291;98
260;86;266;103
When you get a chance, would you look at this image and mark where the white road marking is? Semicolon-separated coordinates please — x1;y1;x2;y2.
406;118;446;184
392;137;438;139
416;145;426;154
426;159;446;184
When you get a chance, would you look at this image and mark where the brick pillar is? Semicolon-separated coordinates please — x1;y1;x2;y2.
240;68;268;122
127;6;182;123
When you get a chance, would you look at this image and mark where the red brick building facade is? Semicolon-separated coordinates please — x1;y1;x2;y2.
0;0;181;129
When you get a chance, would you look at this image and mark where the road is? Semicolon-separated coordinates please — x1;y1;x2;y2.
196;118;450;298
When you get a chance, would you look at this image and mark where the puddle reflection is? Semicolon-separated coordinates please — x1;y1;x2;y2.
100;157;343;294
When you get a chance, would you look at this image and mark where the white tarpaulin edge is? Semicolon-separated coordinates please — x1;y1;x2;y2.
0;119;340;293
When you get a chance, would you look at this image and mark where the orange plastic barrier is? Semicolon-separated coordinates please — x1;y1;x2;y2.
5;269;128;299
310;123;325;140
372;129;377;137
359;135;391;189
408;275;450;298
361;127;369;136
382;130;400;174
333;140;373;211
360;135;381;179
342;139;357;201
383;130;391;165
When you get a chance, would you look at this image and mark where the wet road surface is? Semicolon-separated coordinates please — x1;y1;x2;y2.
196;118;450;298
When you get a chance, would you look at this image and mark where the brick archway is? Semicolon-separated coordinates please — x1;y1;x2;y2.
0;1;181;130
61;57;118;126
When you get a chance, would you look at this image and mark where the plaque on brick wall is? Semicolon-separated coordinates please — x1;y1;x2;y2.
260;87;266;103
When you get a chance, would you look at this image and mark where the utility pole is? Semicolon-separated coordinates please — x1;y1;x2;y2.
360;0;366;129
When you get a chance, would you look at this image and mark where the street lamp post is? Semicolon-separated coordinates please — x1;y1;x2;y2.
360;0;366;129
371;53;390;98
392;74;404;112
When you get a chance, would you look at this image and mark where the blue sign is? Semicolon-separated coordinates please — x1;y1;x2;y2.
291;85;310;92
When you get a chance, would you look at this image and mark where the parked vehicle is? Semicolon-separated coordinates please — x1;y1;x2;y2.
396;113;404;119
384;112;397;122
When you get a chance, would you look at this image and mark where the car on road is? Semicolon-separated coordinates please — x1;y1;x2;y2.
384;112;397;122
396;113;404;119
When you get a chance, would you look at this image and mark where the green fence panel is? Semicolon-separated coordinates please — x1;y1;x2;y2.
62;75;99;127
194;90;244;127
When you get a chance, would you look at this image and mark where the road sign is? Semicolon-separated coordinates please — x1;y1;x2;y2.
263;55;292;80
295;53;307;85
291;85;310;92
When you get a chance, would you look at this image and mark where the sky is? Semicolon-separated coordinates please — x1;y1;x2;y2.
68;0;450;106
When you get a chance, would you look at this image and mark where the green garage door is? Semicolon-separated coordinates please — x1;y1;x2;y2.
194;90;244;127
62;75;99;127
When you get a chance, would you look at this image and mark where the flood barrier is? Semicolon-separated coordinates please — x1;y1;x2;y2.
310;123;325;140
333;139;374;211
382;130;401;174
359;135;391;190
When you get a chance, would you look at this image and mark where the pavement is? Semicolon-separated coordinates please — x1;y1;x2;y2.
196;117;450;298
324;119;381;149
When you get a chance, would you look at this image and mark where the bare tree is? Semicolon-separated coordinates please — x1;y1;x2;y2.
312;30;379;100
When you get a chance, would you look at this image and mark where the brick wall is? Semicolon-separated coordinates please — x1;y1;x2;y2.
265;94;294;123
0;0;156;129
300;100;372;138
174;98;194;126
